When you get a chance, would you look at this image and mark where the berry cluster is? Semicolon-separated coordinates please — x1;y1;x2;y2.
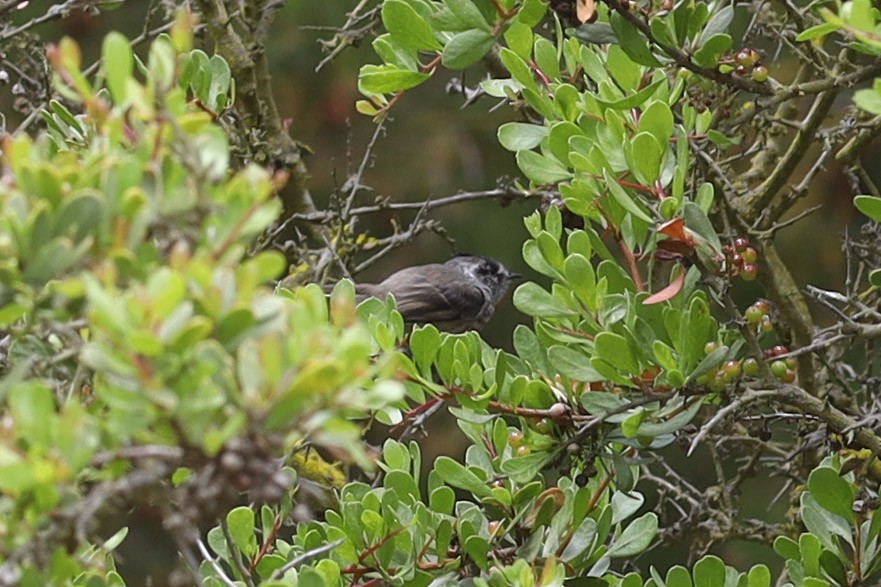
731;48;769;82
696;340;796;392
722;236;759;281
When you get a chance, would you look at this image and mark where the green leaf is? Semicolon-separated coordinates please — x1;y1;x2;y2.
604;169;653;223
382;0;443;51
747;564;771;587
693;555;726;587
607;44;641;92
854;87;881;114
359;64;431;94
636;398;702;437
573;22;619;44
638;101;674;144
795;22;840;41
564;253;597;309
513;282;578;317
444;0;491;31
700;6;734;41
607;512;657;557
594;332;639;375
630;132;663;184
430;486;455;515
9;382;55;448
500;451;552;483
434;456;492;497
665;566;693;587
595;78;666;110
443;29;496;69
693;34;732;68
373;34;419;70
855;195;881;222
102;32;133;104
226;506;257;557
504;21;533;60
687;345;728;382
410;325;441;375
534;37;562;82
807;467;855;523
773;535;800;561
516;150;573;184
499;47;539;94
548;346;604;382
147;37;176;90
610;12;661;66
560;517;597;561
498;122;548;151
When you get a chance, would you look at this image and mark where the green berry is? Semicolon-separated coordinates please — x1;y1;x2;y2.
741;247;758;264
760;315;774;333
742;357;760;376
708;372;727;392
508;431;524;448
770;360;788;378
723;360;741;378
533;418;553;434
704;341;721;355
516;445;531;457
745;305;764;325
752;65;769;82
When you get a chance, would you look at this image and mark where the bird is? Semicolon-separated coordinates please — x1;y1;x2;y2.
351;255;520;333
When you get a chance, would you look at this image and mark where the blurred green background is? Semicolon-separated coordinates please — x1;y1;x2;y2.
3;1;879;585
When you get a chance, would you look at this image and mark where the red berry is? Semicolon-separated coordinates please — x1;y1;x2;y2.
487;520;502;535
781;369;796;383
734;237;749;252
735;64;748;76
754;299;770;313
771;345;789;357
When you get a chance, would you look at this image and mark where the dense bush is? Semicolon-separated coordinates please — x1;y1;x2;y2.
2;1;881;586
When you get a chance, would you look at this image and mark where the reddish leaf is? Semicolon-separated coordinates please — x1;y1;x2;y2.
657;217;689;242
655;239;694;258
643;265;686;305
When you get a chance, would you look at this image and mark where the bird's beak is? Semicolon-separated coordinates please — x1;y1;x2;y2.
509;272;523;280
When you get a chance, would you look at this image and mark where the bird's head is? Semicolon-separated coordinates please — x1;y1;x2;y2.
447;254;521;302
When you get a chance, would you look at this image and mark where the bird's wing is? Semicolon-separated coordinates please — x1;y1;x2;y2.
380;266;487;325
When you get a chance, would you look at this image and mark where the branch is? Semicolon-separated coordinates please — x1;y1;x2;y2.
194;0;318;218
604;0;773;96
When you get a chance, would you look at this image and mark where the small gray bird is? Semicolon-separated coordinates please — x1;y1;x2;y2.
353;255;520;333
